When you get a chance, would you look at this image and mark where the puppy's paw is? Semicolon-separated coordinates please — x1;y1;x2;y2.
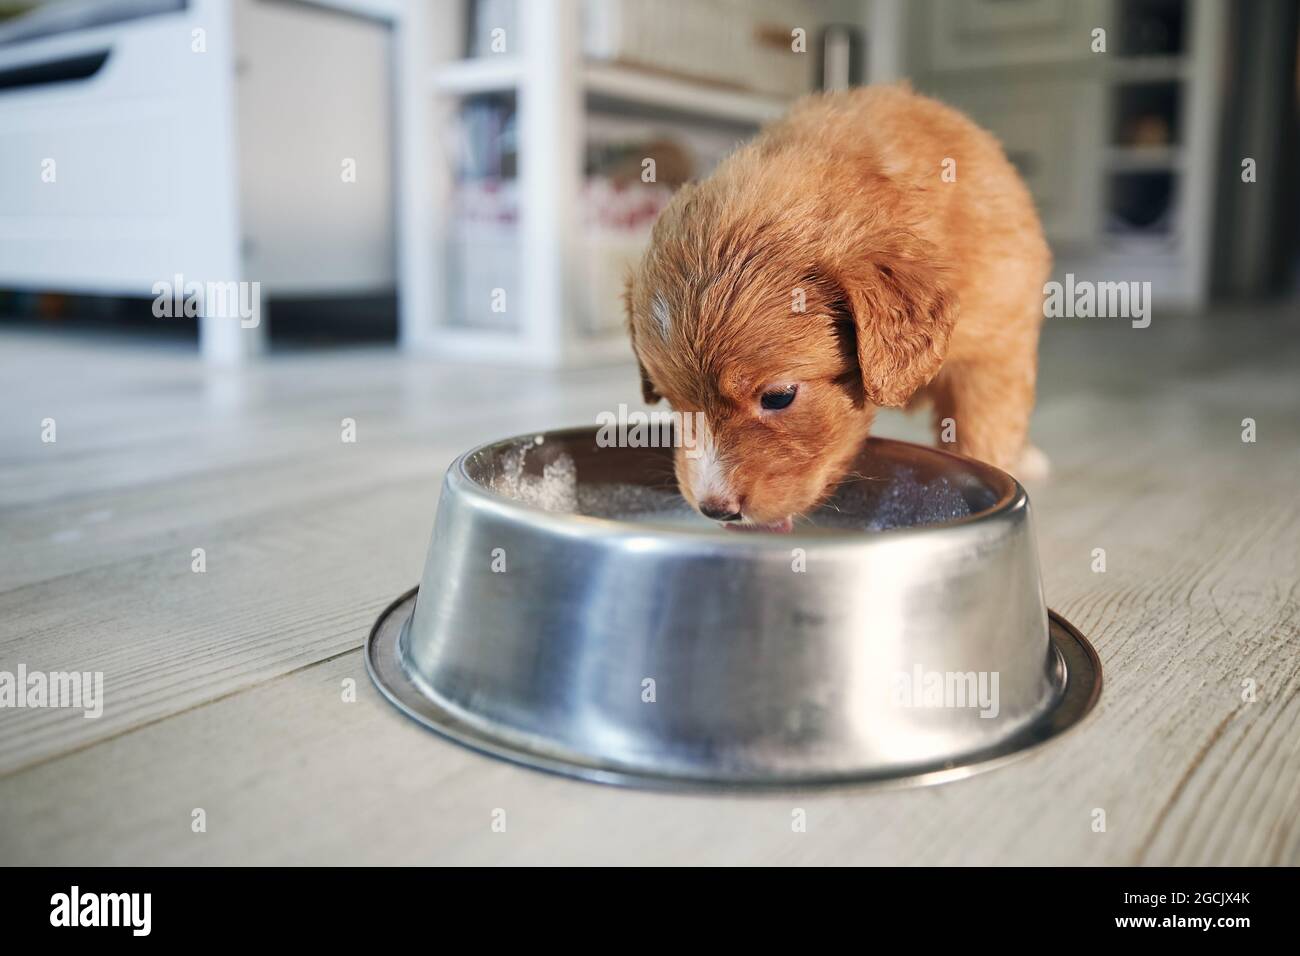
1015;443;1051;482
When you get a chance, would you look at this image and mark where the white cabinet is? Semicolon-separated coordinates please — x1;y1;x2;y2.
0;0;398;363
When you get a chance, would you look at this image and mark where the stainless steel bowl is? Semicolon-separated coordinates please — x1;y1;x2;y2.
367;427;1100;790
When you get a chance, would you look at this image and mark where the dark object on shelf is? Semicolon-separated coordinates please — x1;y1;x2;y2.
456;92;517;180
1123;115;1171;147
1117;0;1187;56
1109;172;1176;232
1113;81;1181;146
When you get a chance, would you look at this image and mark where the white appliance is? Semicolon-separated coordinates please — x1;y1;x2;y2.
0;0;398;362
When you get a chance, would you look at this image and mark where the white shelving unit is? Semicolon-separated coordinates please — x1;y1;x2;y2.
398;0;870;368
905;0;1224;310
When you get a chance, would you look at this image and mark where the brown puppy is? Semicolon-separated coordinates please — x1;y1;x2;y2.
624;84;1050;530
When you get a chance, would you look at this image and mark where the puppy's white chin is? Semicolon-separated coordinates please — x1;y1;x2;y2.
724;516;794;534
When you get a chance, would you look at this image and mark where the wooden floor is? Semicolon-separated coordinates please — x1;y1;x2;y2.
1;305;1297;866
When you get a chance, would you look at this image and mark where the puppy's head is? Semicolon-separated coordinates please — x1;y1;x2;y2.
626;179;955;530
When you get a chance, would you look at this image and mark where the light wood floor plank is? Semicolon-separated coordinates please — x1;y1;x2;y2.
1;311;1296;864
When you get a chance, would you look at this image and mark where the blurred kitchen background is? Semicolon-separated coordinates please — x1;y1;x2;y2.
0;0;1296;366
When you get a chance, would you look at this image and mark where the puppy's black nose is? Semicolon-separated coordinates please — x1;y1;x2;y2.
699;502;743;522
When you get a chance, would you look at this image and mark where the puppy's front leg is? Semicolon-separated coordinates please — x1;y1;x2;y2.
928;357;1038;477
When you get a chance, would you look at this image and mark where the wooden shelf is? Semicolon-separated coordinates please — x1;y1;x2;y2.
428;56;522;94
429;57;788;126
582;63;788;125
1104;145;1184;171
1106;55;1189;83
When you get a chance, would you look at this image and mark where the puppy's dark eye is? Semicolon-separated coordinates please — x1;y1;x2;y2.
760;386;797;411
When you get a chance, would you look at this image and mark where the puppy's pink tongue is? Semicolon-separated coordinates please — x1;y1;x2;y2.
725;516;794;533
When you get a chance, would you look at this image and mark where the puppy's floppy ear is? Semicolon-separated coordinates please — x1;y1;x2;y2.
833;245;957;408
623;274;662;404
636;352;662;405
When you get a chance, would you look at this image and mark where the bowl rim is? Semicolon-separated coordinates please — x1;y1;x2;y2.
447;426;1028;550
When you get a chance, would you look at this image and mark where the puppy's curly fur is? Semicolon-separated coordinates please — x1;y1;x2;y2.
625;85;1050;527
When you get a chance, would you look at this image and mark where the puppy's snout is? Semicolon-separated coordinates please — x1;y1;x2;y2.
699;499;743;522
680;418;742;521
